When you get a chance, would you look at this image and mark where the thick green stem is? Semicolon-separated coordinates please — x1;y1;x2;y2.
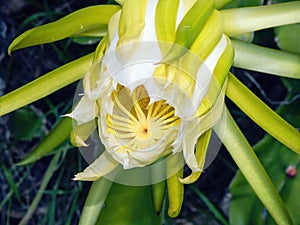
221;1;300;36
214;108;293;225
231;39;300;79
79;178;113;225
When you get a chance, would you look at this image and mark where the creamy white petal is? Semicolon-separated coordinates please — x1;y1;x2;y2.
66;96;97;125
73;151;119;181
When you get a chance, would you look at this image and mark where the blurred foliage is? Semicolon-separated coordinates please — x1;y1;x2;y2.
10;107;44;142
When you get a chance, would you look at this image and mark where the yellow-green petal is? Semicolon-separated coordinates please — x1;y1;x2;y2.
0;53;94;116
226;73;300;155
117;0;148;46
8;5;120;53
179;129;211;184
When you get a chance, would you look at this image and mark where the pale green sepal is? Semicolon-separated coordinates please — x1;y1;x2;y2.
78;178;113;225
17;117;72;166
107;10;121;43
155;0;180;43
8;5;120;53
221;1;300;36
70;121;96;147
72;24;108;37
0;53;94;116
189;10;223;61
93;36;108;63
73;152;119;181
151;158;167;214
175;0;214;48
117;0;148;47
211;36;234;86
151;180;166;214
162;0;214;62
215;108;293;225
231;39;300;79
179;129;211;184
166;153;184;218
226;73;300;155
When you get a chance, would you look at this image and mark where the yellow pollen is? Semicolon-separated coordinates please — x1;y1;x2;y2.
106;85;180;151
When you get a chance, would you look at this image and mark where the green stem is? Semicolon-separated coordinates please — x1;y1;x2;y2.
231;39;300;79
214;108;293;225
78;178;113;225
226;73;300;155
221;1;300;36
0;53;93;116
18;151;61;225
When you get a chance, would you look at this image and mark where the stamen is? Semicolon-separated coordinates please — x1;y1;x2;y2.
106;85;181;153
113;92;139;123
111;114;137;126
131;90;146;122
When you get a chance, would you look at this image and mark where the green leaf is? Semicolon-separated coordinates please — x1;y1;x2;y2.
8;5;120;53
226;73;300;155
10;107;44;141
230;81;300;225
0;53;94;116
95;183;161;225
17;117;72;166
214;108;293;225
274;23;300;55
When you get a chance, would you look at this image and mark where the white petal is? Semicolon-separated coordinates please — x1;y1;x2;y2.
65;96;97;125
73;151;119;181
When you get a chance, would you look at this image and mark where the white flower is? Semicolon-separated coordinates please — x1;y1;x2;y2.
68;0;234;181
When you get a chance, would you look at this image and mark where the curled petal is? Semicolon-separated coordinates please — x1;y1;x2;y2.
179;129;211;184
73;152;119;181
65;96;98;125
70;120;96;147
182;78;227;172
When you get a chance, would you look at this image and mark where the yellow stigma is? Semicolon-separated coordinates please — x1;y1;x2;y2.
106;85;180;152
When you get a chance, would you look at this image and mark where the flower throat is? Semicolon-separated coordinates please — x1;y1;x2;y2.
106;85;181;152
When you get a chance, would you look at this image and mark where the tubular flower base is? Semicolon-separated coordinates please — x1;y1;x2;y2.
69;0;233;182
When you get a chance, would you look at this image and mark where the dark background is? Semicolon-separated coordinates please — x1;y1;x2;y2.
0;1;288;224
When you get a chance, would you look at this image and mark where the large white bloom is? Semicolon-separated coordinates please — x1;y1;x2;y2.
68;0;233;182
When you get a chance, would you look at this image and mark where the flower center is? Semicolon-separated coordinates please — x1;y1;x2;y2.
106;85;180;152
